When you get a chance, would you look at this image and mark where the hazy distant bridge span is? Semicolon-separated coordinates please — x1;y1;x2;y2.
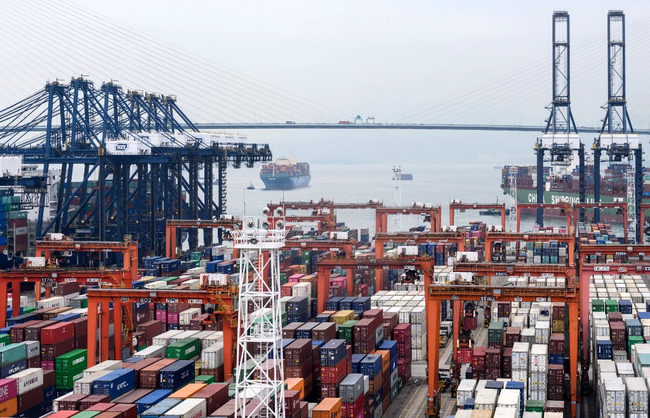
195;123;650;135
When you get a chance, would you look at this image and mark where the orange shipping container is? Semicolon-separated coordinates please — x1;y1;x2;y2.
169;383;207;399
312;398;342;418
285;378;305;400
375;350;390;372
0;398;17;416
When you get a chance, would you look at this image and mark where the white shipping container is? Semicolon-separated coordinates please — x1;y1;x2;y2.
179;308;201;326
37;296;64;310
534;321;550;344
292;283;311;297
474;388;498;410
528;371;547;392
183;279;201;290
133;345;165;359
8;368;43;395
23;257;46;268
602;377;626;414
545;414;564;418
152;330;183;347
74;370;111;395
411;306;426;324
529;344;548;372
456;379;477;407
511;342;530;370
63;292;80;307
523;413;543;418
202;332;223;350
24;341;39;359
497;389;520;410
83;360;123;377
454;411;473;418
398;307;412;324
626;376;649;413
493;407;517;418
163;398;207;418
201;342;224;369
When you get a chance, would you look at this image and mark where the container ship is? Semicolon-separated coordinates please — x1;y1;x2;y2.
501;163;649;222
260;157;311;190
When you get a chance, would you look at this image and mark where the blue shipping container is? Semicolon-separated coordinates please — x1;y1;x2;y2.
141;398;182;418
550;354;564;365
378;341;398;360
464;398;475;410
0;358;26;378
136;389;172;414
352;297;371;313
597;339;613;360
340;297;357;311
352;354;365;373
206;261;219;273
360;354;382;378
93;368;136;400
320;339;347;367
326;297;343;311
159;360;194;391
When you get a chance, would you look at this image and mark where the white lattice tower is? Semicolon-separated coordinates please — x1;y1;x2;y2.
508;167;518;231
626;166;636;244
393;166;402;231
233;217;286;418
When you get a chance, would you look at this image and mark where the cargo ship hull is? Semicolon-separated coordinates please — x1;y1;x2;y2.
512;188;624;222
261;174;311;190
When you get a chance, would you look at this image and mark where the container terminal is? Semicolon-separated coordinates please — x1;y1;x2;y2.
0;7;645;418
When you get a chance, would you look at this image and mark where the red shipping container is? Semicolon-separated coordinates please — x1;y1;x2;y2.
353;334;375;355
284;390;300;415
505;327;521;348
41;361;54;370
41;338;75;361
552;302;566;320
463;316;477;331
10;320;41;343
59;394;87;410
312;322;336;341
608;312;623;322
321;383;338;398
353;319;376;340
282;283;298;297
321;359;347;384
192;382;228;415
167;312;179;324
485;368;501;380
458;347;473;364
25;320;55;340
502;347;512;378
392;323;411;342
41;322;74;345
87;403;116;412
342;396;365;418
285;339;312;365
108;403;137;418
363;309;384;331
18;385;43;413
610;321;626;350
78;395;110;411
550;333;565;354
285;358;312;379
472;347;487;370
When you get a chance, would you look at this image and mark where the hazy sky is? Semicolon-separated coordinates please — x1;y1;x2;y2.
2;0;650;164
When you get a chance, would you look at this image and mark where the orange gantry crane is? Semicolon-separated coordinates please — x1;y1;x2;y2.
34;239;139;286
316;257;434;314
572;202;628;241
484;231;575;266
375;205;442;234
425;263;579;417
449;201;507;230
165;218;242;258
270;213;338;234
283;238;355;259
374;231;465;290
86;287;238;376
0;268;134;326
267;198;384;213
515;202;572;232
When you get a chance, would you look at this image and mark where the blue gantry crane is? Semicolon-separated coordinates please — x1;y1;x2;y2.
0;77;272;256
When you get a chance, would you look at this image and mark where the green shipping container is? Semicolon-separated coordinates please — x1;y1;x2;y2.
56;349;88;372
0;335;9;348
592;300;605;313
0;343;26;365
195;375;216;384
337;320;358;344
166;338;201;360
69;411;100;418
525;400;544;412
7;211;26;220
628;336;644;353
390;382;399;402
488;322;504;344
55;368;85;389
21;306;35;314
191;252;202;261
605;299;619;313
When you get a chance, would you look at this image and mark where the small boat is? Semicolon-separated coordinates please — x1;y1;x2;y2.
247;182;255;190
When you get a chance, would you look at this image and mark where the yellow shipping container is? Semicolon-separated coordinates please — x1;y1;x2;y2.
332;310;355;325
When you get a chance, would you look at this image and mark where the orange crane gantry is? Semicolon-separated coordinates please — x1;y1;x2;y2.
316;257;434;314
0;268;133;326
374;231;465;290
271;213;338;233
484;231;575;267
86;287;238;376
425;265;579;417
267;198;384;212
165;219;242;258
34;239;139;286
375;205;442;234
282;239;355;259
515;202;572;232
572;202;628;241
449;201;507;230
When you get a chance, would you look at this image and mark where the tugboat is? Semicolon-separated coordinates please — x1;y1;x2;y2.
247;182;255;190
